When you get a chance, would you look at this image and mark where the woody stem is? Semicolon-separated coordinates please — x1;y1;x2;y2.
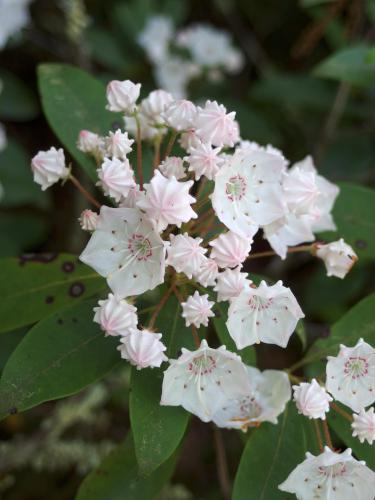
213;426;231;500
313;419;324;453
135;114;143;190
322;419;334;449
163;130;178;159
330;402;353;422
68;174;101;209
148;284;175;329
247;244;314;260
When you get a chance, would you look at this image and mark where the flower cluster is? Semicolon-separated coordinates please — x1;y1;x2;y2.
138;15;244;98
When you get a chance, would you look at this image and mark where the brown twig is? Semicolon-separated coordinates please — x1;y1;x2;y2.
148;285;175;329
69;174;101;209
313;419;324;453
247;244;314;260
213;426;231;500
163;130;178;159
322;419;334;450
330;402;353;422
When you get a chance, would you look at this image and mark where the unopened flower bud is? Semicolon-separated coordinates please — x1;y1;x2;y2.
31;147;69;191
106;80;141;114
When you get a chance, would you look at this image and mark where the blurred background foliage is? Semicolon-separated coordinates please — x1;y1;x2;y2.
0;0;374;498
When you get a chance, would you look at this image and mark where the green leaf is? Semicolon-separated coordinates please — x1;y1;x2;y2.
76;434;177;500
0;213;48;258
0;253;105;333
38;63;121;180
314;46;375;86
0;300;120;421
233;404;306;500
130;294;192;475
0;69;39;121
0;329;26;374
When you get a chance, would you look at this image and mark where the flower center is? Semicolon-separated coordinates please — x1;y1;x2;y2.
225;175;247;201
128;233;152;261
239;396;262;420
248;296;273;311
188;354;217;376
318;462;346;478
344;356;369;379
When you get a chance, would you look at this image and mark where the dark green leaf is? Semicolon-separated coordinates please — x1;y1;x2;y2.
0;329;26;374
0;69;39;121
0;213;48;257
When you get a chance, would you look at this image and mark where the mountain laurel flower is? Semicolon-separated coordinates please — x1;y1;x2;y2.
118;329;167;369
77;130;103;155
104;129;134;160
79;209;99;232
106;80;141;114
140;89;174;123
80;206;167;299
283;166;320;215
163;99;197;130
159;156;186;180
279;446;375;500
293;379;332;420
137;170;197;232
194;257;219;287
316;239;358;279
227;280;304;349
214;267;251;302
166;233;207;279
93;293;137;337
97;157;136;202
161;340;252;422
124;112;162;141
209;231;252;269
195;100;238;147
185;141;223;180
31;147;69;191
326;338;375;412
179;128;201;152
181;291;215;328
119;184;145;209
212;368;291;431
352;407;375;445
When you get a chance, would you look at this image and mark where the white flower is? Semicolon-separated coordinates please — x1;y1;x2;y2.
79;209;99;231
194;257;219;287
97;157;135;202
137;170;197;232
179;128;201;152
77;130;103;155
154;56;199;100
159;156;186;180
209;231;252;269
195;100;238;147
214;267;251;302
31;147;69;191
316;239;358;279
0;0;32;49
93;293;137;337
212;367;291;430
163;99;197;130
211;149;286;239
237;140;288;166
283;166;320;215
118;184;145;209
181;291;215;328
138;15;173;63
80;206;167;298
279;446;375;500
161;339;251;422
166;233;206;279
104;129;134;159
106;80;141;114
140;89;174;124
185;141;223;180
293;379;332;420
118;329;167;369
326;339;375;412
352;407;375;445
227;280;304;349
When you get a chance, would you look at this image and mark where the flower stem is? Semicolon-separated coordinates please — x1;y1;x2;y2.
163;130;178;159
135;113;143;190
322;419;334;449
247;244;314;260
153;134;162;170
313;419;324;453
148;284;174;329
330;402;353;422
68;174;101;209
213;426;231;500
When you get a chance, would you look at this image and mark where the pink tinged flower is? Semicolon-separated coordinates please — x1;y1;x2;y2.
97;157;136;202
211;149;286;239
77;130;103;155
316;239;358;279
278;446;375;500
163;99;197;130
179;128;201;152
140;89;174;123
212;367;291;431
31;147;68;191
194;257;219;287
104;129;134;160
118;329;167;369
106;80;141;114
237;141;288;167
159;156;186;180
119;184;145;209
181;291;215;328
124;113;162;141
326;339;375;412
185;141;224;180
79;206;167;298
283;167;320;215
160;339;252;422
166;233;207;279
137;170;197;232
227;280;304;349
214;267;251;302
195;100;238;147
293;379;332;420
79;209;99;232
209;231;252;269
352;407;375;445
93;293;137;337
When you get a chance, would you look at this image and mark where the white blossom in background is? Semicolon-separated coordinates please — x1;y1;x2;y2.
326;339;375;412
97;157;135;202
186;141;223;180
209;231;252;269
227;280;304;349
166;234;206;279
293;379;332;420
80;206;167;298
31;147;69;191
181;291;214;328
154;56;200;99
279;446;375;500
137;15;173;63
213;367;291;430
161;340;251;422
194;258;219;287
163;99;197;131
93;293;137;337
159;156;186;180
79;209;99;231
118;329;167;369
316;239;358;279
77;130;103;156
352;407;375;445
104;129;134;160
124;112;160;141
106;80;141;114
0;0;32;49
214;267;251;302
